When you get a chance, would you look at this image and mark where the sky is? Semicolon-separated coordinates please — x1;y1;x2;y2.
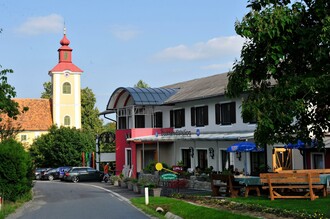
0;1;250;120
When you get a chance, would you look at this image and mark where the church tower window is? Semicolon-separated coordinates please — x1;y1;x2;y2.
64;116;71;126
63;82;71;94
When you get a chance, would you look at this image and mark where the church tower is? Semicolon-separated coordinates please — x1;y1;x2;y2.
49;28;83;129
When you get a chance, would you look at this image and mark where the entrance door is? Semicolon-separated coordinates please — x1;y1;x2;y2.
272;148;292;172
142;150;156;169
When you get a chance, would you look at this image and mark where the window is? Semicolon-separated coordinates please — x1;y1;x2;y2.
170;109;185;128
126;148;132;168
20;135;27;141
181;149;191;170
118;117;127;129
221;150;229;172
64;116;71;126
243;111;257;124
251;151;266;176
135;115;145;128
191;106;208;127
311;153;324;169
63;82;71;94
197;149;208;170
215;102;236;125
154;112;163;128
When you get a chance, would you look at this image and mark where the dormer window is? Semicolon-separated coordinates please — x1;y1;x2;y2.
63;82;71;94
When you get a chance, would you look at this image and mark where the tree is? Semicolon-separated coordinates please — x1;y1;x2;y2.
29;125;95;167
0;65;28;139
134;80;150;88
0;138;33;201
81;87;103;136
0;66;20;121
40;81;52;99
226;0;330;147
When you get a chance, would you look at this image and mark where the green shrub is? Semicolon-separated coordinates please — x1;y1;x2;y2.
0;138;33;202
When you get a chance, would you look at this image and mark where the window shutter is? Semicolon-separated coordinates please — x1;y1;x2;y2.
181;109;185;127
170;110;173;127
203;106;208;125
215;104;220;124
230;102;236;123
191;107;196;126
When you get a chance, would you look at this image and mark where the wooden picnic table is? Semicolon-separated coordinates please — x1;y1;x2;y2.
234;175;261;197
260;172;327;201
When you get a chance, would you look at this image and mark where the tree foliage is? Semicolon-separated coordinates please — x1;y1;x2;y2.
0;139;33;201
81;87;103;136
134;80;150;88
0;66;20;121
227;0;330;147
29;125;95;167
40;81;52;99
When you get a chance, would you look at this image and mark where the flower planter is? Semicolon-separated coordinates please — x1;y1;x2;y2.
127;182;133;190
133;184;140;193
152;188;162;197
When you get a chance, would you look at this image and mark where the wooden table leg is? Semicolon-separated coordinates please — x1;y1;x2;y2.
245;186;260;197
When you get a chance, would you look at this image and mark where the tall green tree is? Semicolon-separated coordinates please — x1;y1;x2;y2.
40;81;52;99
226;0;330;147
30;125;95;167
81;87;103;136
0;66;20;121
134;80;150;88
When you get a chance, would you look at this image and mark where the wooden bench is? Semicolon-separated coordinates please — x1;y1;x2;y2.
210;174;243;198
260;172;327;201
279;169;330;174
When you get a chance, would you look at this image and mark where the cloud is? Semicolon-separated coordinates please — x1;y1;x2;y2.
155;35;244;61
110;25;141;41
16;14;63;36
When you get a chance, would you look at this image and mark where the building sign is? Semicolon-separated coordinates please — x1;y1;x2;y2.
172;165;183;172
161;130;191;137
160;173;178;180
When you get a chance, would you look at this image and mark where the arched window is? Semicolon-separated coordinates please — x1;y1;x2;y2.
63;82;71;94
64;116;71;126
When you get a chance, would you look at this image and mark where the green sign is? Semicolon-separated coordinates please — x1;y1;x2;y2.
161;173;177;180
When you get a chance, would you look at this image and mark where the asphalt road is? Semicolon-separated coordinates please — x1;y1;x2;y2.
7;181;150;219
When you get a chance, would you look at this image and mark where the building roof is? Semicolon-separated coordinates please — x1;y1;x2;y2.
162;72;229;104
104;72;229;111
0;98;53;131
106;87;178;109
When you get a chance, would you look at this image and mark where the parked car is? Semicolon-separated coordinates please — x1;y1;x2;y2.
58;166;71;181
34;167;52;180
63;167;104;183
42;168;60;181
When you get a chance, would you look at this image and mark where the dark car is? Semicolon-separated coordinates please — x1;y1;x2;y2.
63;167;104;183
42;168;60;181
34;168;51;180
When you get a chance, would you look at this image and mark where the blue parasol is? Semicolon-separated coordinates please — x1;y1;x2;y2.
284;140;305;149
227;141;264;175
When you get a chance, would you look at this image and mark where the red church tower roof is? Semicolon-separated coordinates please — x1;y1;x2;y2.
49;28;83;73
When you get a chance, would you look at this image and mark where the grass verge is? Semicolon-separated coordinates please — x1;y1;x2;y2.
0;192;32;219
131;196;257;219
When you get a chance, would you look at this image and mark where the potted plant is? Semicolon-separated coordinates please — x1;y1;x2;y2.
110;175;120;186
131;178;140;193
126;177;134;190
